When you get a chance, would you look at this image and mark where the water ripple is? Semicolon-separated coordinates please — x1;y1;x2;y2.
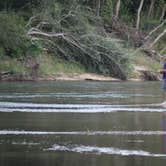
11;141;40;145
0;102;164;113
0;92;155;99
1;130;166;136
46;144;166;157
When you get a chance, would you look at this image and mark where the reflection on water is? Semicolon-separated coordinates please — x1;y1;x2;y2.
0;81;161;104
0;81;166;166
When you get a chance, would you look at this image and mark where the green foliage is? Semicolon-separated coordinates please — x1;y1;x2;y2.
0;12;42;58
120;0;138;23
39;54;86;76
0;0;41;11
158;0;165;7
131;50;161;72
0;57;27;75
0;12;25;57
0;47;5;57
101;0;113;23
141;18;161;31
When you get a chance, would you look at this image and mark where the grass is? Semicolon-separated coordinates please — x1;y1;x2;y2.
123;48;162;79
0;54;86;79
0;57;28;75
131;52;161;72
38;54;86;77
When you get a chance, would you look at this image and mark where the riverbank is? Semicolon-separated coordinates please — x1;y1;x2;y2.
0;70;161;82
0;71;120;81
0;53;162;81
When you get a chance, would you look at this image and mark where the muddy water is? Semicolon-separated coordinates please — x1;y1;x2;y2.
0;81;166;166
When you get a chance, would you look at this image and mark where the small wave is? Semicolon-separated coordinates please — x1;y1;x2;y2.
0;92;155;99
12;141;39;145
0;102;164;113
0;102;110;109
125;140;144;143
1;130;166;136
0;101;164;113
46;144;166;157
0;107;164;113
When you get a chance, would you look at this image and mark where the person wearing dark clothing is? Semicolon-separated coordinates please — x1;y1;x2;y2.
160;56;166;103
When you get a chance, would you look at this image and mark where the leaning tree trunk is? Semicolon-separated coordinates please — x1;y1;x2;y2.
150;28;166;48
160;46;166;54
145;19;166;40
148;0;155;18
136;0;144;29
115;0;121;19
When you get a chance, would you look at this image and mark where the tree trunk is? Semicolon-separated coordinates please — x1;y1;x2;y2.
115;0;121;19
27;28;64;38
96;0;101;16
148;0;155;18
160;4;166;21
136;0;144;29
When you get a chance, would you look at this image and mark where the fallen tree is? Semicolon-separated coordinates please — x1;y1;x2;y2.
27;5;130;80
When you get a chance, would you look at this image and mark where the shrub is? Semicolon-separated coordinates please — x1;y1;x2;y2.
0;12;41;58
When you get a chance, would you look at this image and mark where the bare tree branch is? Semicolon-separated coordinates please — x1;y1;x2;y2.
36;21;50;29
27;28;64;38
160;46;166;54
149;28;166;48
26;14;40;27
145;19;166;40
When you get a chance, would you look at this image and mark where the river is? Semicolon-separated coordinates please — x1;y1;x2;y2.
0;81;166;166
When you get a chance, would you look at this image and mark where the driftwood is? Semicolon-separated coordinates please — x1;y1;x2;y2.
0;71;13;80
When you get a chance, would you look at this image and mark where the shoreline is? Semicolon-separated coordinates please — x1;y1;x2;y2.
0;73;120;81
0;72;161;82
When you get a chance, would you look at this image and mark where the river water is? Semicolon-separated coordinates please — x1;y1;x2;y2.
0;81;166;166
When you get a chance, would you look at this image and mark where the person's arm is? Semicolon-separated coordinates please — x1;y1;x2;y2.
160;62;166;73
160;69;166;73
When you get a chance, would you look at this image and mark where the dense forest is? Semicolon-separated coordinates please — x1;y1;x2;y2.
0;0;165;80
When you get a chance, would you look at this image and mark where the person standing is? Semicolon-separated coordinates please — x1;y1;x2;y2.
160;56;166;103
